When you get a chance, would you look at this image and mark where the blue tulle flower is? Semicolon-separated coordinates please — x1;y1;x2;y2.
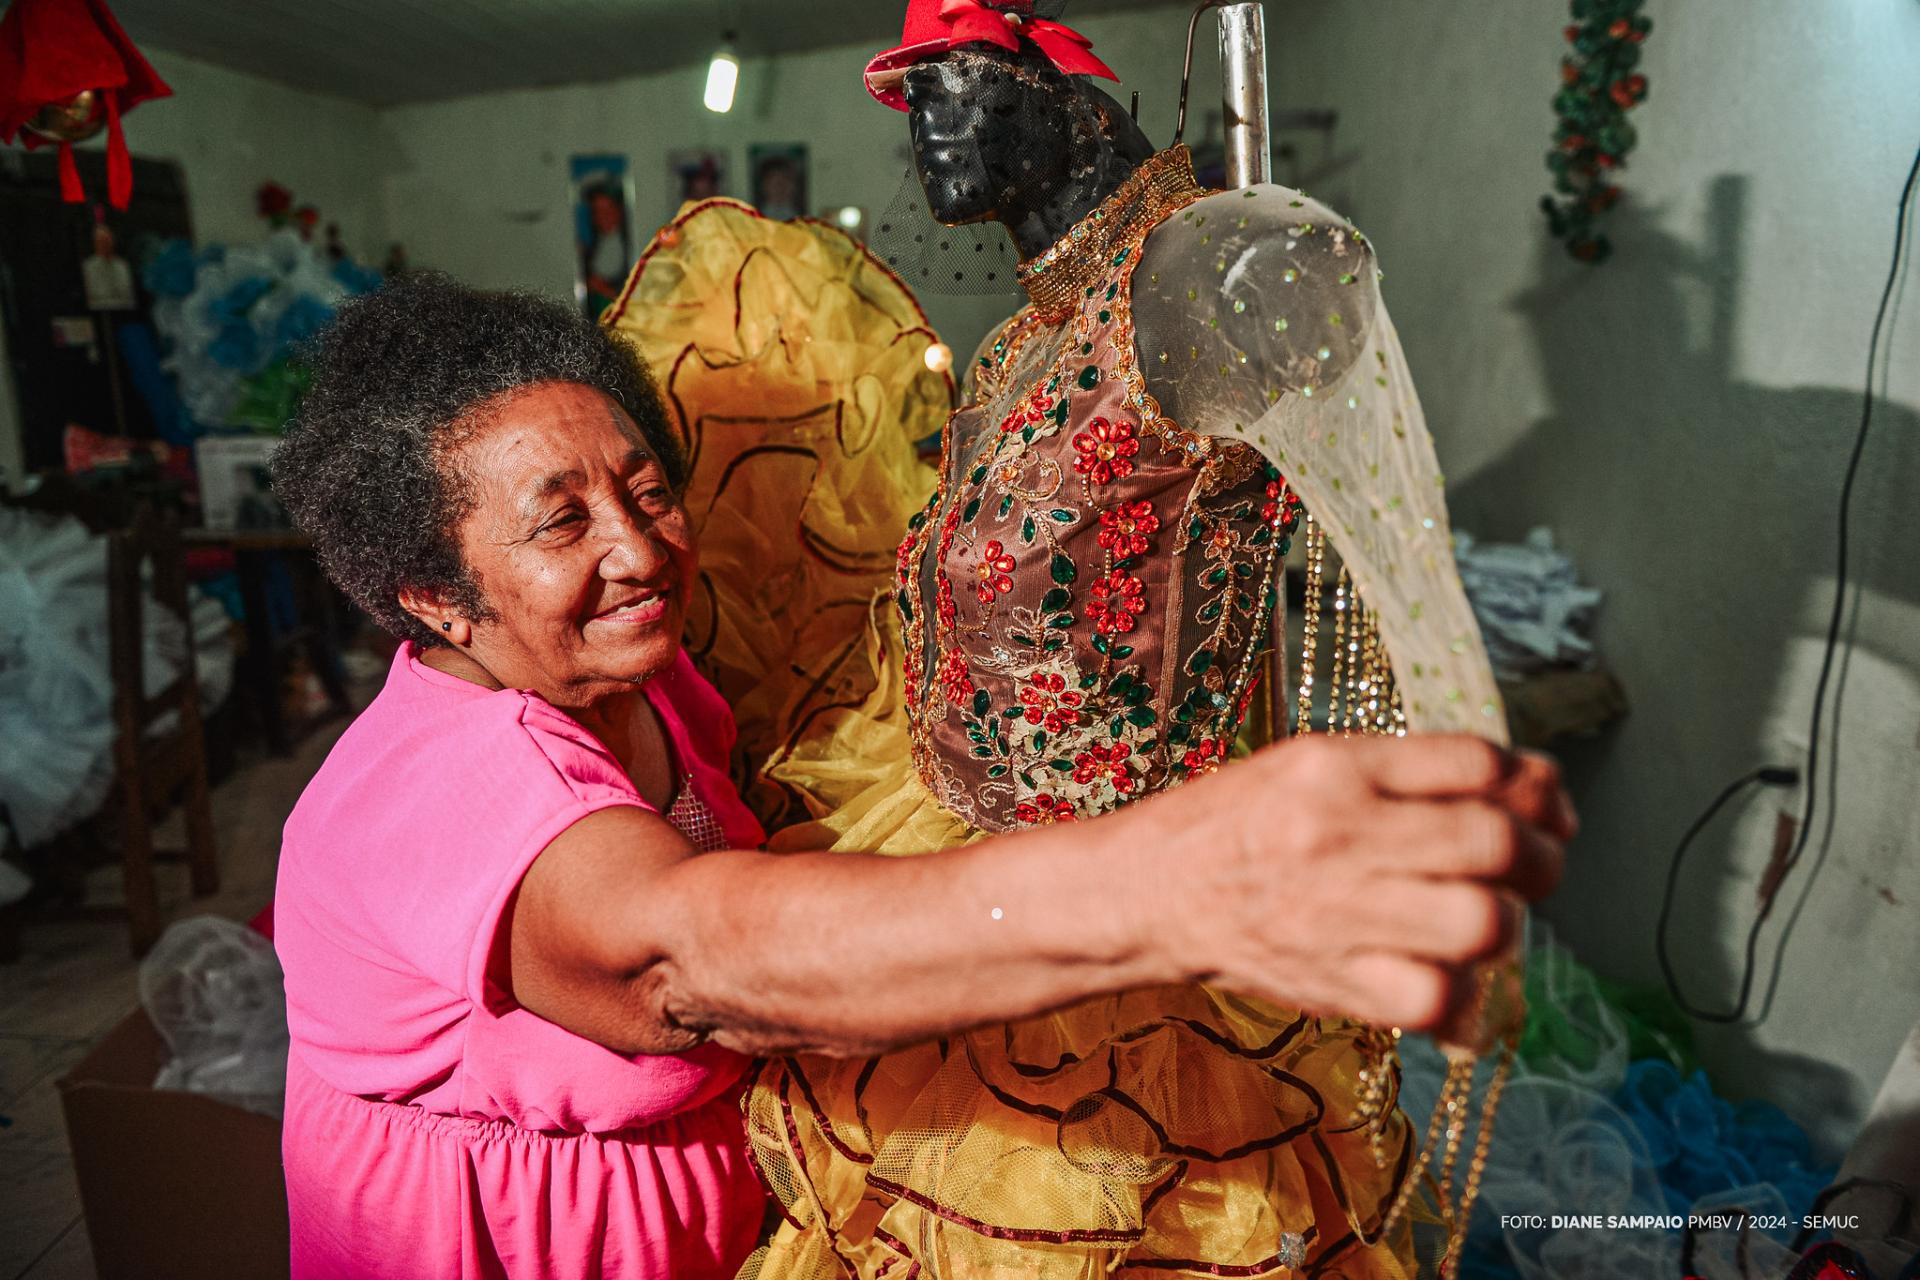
209;275;274;323
1611;1061;1834;1217
207;318;261;371
273;295;336;350
141;239;201;298
331;259;384;296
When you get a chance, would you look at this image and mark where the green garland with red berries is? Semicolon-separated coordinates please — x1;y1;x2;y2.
1542;0;1652;263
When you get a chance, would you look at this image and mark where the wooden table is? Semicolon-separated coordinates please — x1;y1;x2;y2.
182;527;353;754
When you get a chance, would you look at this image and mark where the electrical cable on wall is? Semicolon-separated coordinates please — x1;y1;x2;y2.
1657;142;1920;1025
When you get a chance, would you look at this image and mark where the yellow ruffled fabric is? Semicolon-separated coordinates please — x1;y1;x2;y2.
604;200;948;831
746;609;1422;1280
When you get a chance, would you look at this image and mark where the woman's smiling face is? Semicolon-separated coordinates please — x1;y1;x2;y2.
443;380;694;705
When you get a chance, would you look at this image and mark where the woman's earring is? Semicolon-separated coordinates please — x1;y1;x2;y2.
441;621;453;632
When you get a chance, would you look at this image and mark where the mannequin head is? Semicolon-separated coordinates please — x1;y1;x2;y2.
902;46;1154;258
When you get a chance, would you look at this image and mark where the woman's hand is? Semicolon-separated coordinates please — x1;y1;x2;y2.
1139;734;1570;1032
512;732;1571;1058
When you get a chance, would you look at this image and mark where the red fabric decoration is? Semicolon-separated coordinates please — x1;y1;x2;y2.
0;0;172;209
864;0;1118;110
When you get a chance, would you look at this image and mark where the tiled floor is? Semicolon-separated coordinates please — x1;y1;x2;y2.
0;716;352;1280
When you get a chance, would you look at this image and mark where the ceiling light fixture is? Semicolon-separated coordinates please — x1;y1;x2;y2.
704;33;739;113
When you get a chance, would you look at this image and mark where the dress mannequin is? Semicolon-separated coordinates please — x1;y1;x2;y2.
725;34;1476;1280
618;12;1511;1278
911;45;1501;743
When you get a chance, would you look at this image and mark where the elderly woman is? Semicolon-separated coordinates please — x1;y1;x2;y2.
268;275;1571;1280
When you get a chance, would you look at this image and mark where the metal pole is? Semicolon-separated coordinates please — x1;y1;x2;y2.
1218;3;1270;189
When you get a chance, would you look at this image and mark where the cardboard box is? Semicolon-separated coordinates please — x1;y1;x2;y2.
59;1007;289;1280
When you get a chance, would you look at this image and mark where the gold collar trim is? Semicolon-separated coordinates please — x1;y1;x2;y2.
1016;145;1204;323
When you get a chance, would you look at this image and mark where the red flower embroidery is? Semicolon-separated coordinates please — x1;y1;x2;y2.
939;650;975;706
1071;417;1139;484
1097;501;1159;558
1087;569;1147;634
935;507;962;629
974;540;1016;604
1203;524;1244;564
1236;671;1264;718
1025;391;1055;424
1018;672;1084;733
1261;478;1298;526
895;530;918;586
1014;794;1077;824
998;408;1024;434
1072;742;1136;795
1182;737;1228;775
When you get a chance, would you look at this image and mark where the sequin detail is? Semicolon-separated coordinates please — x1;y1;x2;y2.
664;780;727;852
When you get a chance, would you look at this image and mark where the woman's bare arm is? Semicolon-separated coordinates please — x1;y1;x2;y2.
509;733;1571;1058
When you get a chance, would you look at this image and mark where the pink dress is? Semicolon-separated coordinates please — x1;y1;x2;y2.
275;644;769;1279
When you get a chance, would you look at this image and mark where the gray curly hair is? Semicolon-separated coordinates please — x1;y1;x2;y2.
270;273;685;648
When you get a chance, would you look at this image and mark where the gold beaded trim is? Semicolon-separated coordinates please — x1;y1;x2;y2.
1017;145;1205;323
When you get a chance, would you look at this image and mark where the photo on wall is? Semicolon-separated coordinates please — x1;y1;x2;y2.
666;149;729;221
570;153;634;321
748;143;809;222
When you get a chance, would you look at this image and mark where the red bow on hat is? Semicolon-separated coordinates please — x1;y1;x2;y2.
0;0;172;210
864;0;1118;111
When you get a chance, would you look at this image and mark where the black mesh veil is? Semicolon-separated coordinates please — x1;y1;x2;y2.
872;175;1024;298
868;0;1084;300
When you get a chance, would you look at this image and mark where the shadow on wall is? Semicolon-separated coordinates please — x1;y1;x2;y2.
1453;174;1920;1139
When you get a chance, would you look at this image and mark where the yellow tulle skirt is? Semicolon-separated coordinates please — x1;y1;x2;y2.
741;606;1421;1280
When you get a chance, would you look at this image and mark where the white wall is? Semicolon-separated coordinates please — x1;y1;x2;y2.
1264;0;1920;1151
120;49;392;257
373;9;1232;360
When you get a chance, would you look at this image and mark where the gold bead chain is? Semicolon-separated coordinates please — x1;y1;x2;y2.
1329;565;1351;734
1295;515;1325;737
1289;511;1518;1277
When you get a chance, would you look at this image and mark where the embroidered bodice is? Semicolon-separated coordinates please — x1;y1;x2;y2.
895;148;1304;831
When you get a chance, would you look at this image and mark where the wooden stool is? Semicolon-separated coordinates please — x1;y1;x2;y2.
107;506;219;956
